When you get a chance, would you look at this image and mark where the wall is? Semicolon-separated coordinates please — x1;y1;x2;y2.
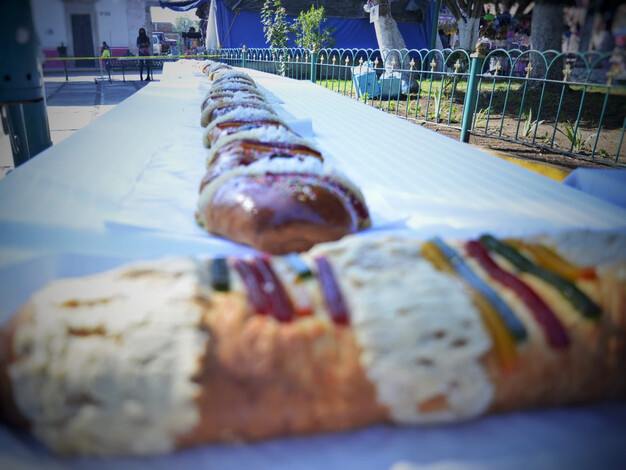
127;0;153;55
31;0;154;69
32;0;67;51
95;0;131;53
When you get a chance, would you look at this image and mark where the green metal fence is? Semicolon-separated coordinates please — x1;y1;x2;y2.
210;46;626;168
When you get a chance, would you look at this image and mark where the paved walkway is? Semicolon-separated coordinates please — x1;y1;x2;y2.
1;70;159;178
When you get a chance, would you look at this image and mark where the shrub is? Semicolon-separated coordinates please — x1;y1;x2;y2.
261;0;294;49
294;5;336;50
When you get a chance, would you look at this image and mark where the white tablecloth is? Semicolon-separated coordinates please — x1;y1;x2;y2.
0;61;625;469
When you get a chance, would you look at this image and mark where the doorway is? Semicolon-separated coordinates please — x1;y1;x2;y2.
71;14;95;67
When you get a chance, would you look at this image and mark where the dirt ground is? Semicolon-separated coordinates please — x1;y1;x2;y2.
332;79;626;170
424;125;617;170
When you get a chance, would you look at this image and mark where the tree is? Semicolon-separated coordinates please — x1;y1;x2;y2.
173;16;199;33
364;0;430;91
365;0;407;56
293;5;336;49
529;1;568;79
443;0;485;51
261;0;294;49
364;0;410;74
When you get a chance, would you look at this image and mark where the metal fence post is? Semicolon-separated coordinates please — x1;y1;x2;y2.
310;44;318;83
242;45;247;69
460;45;486;143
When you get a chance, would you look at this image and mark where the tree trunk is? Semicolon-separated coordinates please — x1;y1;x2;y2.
530;2;565;80
366;0;417;90
369;0;407;67
457;16;481;51
578;8;595;53
442;0;484;52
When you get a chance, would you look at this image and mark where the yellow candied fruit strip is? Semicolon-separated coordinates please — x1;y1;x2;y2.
504;239;595;281
421;241;517;371
470;291;518;372
421;241;455;274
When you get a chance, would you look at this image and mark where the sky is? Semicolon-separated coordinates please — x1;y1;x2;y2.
150;6;198;24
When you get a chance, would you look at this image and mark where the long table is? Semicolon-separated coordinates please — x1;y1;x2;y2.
0;61;625;469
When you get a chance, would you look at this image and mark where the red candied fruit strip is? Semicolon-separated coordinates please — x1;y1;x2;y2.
233;259;270;314
314;256;350;326
465;241;569;348
253;257;295;323
578;267;597;280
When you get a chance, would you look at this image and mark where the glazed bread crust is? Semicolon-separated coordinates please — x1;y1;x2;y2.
177;293;386;445
201;174;368;254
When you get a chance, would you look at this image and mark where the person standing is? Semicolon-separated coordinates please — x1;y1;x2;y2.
136;28;151;81
99;41;111;78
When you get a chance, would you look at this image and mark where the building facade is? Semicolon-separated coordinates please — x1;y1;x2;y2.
32;0;159;68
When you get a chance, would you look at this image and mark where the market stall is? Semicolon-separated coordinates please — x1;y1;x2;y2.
0;61;625;469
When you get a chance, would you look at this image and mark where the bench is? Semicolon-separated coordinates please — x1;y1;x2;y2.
104;57;170;81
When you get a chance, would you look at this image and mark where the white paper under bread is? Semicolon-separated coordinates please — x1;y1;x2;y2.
8;258;209;456
308;236;494;423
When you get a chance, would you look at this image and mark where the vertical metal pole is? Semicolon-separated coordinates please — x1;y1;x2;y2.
429;0;442;50
5;104;31;166
23;100;52;156
242;45;247;69
63;59;68;81
0;0;51;166
460;48;485;143
310;45;318;83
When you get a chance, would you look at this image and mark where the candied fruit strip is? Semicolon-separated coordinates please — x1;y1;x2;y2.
211;258;230;292
479;235;601;319
504;239;597;281
427;239;528;343
465;240;569;349
422;240;519;370
253;257;295;323
314;256;350;326
233;259;270;314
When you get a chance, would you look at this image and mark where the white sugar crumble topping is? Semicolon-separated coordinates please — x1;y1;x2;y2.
8;258;210;456
308;236;494;424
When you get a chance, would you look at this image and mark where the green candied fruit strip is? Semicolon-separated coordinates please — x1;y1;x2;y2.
479;235;602;319
211;257;230;292
283;252;313;280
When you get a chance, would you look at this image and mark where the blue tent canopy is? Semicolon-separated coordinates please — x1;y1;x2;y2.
161;0;434;50
159;0;208;12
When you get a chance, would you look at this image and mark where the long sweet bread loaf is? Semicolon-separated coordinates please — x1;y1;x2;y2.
1;231;624;456
195;64;372;253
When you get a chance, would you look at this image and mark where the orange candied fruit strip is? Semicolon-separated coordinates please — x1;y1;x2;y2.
505;239;597;281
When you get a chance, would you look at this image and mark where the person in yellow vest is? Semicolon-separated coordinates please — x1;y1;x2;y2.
100;41;111;78
101;41;111;59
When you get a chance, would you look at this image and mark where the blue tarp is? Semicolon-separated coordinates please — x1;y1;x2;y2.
214;0;434;50
159;0;209;12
